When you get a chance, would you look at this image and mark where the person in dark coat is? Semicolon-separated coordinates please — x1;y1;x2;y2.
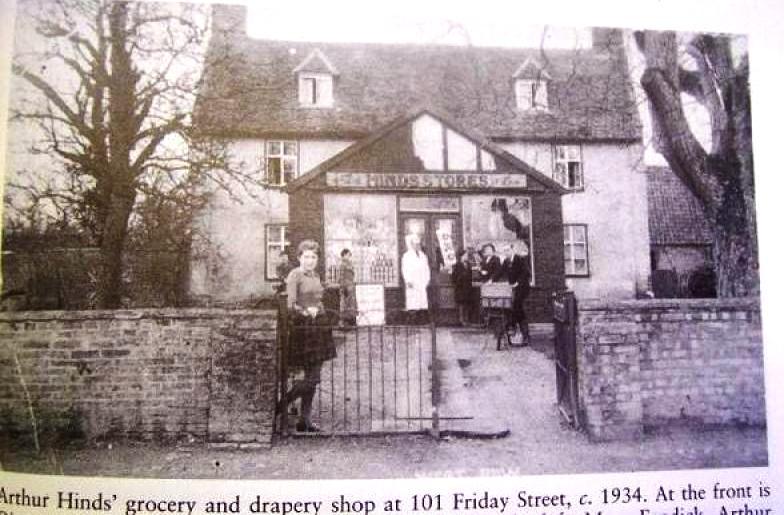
338;248;357;326
500;241;532;346
279;239;336;432
451;249;474;326
478;243;502;282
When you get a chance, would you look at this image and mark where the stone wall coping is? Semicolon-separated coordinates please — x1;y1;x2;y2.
0;307;276;323
578;296;760;313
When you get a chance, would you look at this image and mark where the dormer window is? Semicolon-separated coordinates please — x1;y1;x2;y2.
298;73;333;107
515;79;548;111
512;58;551;111
293;48;338;109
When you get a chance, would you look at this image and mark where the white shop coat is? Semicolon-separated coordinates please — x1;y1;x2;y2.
402;249;430;311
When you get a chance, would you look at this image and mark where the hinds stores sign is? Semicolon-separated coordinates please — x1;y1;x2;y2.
326;172;528;190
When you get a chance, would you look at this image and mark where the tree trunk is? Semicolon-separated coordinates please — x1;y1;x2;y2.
94;2;137;309
95;192;135;308
637;31;759;298
710;159;758;297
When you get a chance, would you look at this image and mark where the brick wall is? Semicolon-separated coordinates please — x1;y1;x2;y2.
577;298;765;441
0;309;277;448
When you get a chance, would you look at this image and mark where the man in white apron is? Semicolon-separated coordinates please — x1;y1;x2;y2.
401;233;430;324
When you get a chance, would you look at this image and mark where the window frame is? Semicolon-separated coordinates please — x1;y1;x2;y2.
323;194;399;288
563;223;590;277
297;72;334;108
265;224;290;281
553;144;584;191
263;140;298;187
515;79;548;111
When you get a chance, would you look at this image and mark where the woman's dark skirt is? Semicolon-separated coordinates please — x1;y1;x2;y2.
287;312;337;368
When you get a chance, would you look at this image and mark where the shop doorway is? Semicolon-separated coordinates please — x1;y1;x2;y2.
400;213;462;325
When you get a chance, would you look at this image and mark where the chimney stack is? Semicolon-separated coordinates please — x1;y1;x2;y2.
211;4;247;37
592;27;624;53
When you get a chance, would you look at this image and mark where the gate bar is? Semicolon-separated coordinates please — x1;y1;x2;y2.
430;320;440;438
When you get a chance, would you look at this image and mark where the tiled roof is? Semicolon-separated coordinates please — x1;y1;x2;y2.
647;166;713;245
194;5;643;142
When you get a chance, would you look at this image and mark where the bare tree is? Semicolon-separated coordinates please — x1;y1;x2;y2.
8;0;256;308
635;31;757;297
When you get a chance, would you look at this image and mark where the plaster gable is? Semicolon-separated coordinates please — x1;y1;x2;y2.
287;109;565;194
292;48;339;75
512;57;552;80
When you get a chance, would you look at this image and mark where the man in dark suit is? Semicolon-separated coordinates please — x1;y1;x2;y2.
500;241;531;346
479;243;502;282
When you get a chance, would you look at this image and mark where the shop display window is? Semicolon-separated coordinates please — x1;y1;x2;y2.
462;195;535;283
324;194;398;287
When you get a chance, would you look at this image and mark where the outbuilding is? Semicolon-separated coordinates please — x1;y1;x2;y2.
286;107;567;324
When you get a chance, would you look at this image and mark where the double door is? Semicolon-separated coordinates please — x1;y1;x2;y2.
400;214;461;320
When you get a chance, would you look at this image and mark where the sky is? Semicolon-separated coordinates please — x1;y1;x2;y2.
246;4;593;49
241;2;707;163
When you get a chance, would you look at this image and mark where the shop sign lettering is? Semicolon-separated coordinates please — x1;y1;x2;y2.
326;172;527;190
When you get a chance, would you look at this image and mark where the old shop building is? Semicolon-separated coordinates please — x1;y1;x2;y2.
190;5;650;318
287;108;566;323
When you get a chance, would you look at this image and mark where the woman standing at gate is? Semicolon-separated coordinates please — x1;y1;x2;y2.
280;239;336;432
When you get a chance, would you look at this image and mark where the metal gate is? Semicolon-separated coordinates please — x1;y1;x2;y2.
277;302;439;436
552;290;581;428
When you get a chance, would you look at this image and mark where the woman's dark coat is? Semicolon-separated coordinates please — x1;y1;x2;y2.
451;261;474;305
500;254;532;319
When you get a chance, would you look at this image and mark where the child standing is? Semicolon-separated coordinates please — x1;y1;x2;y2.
338;248;357;326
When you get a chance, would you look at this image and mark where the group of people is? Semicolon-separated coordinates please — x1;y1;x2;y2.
451;241;532;345
278;235;531;432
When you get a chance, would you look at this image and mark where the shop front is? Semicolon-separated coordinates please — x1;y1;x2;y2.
287;109;567;324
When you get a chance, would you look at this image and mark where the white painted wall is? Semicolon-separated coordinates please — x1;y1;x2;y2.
300;140;353;174
500;142;554;176
192;137;648;304
500;141;649;301
189;138;352;303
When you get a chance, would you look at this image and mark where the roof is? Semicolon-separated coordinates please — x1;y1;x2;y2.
195;5;643;142
286;106;570;194
512;58;552;80
647;166;713;246
292;48;339;75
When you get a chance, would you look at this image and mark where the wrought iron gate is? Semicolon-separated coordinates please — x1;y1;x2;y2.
277;302;439;436
552;290;581;428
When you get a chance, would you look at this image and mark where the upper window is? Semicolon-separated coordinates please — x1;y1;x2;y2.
515;79;548;111
564;224;589;277
298;73;334;107
264;141;298;186
553;144;583;190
